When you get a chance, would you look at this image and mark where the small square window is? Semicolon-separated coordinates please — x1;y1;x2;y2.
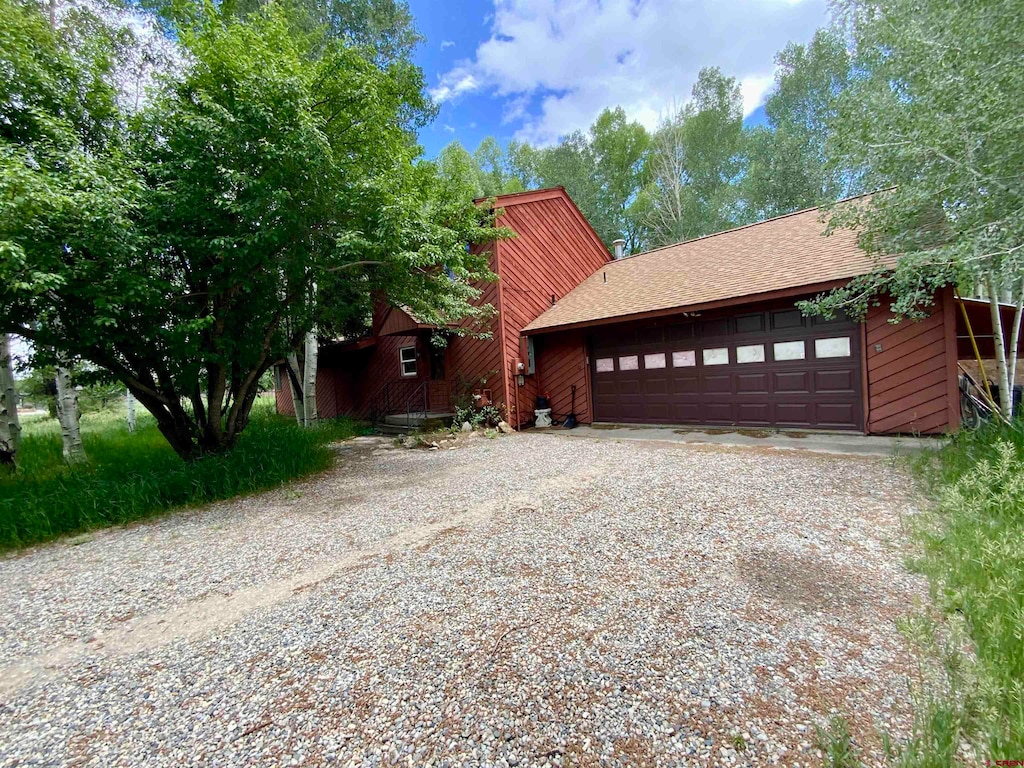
399;346;417;377
736;344;765;364
672;350;696;367
773;340;806;361
702;347;729;366
596;357;614;373
644;353;666;369
815;337;852;358
619;355;639;371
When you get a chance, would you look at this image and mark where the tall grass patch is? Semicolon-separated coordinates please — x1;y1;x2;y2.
1;403;366;551
902;422;1024;763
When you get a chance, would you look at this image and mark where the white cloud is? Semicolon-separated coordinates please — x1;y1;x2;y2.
740;75;777;117
429;70;480;103
441;40;456;50
431;0;827;145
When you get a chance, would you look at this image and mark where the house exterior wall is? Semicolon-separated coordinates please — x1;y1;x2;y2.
864;287;959;434
497;194;610;426
533;330;593;424
445;243;506;414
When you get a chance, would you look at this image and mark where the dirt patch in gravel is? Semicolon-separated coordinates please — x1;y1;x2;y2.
737;547;872;615
0;433;927;767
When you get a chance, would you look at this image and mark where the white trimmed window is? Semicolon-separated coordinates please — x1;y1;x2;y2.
399;346;417;377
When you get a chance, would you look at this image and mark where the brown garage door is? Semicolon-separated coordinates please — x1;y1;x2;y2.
590;302;863;430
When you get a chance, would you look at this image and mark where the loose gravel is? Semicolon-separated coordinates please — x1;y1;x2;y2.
0;433;928;767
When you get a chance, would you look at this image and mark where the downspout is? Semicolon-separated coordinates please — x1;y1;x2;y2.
492;232;514;428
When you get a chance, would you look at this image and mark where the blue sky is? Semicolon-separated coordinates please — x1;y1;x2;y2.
406;0;830;159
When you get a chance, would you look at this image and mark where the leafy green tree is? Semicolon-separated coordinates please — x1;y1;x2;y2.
802;0;1024;420
1;2;503;458
505;140;542;191
438;141;484;198
647;67;746;245
744;29;857;219
589;107;651;253
473;137;515;197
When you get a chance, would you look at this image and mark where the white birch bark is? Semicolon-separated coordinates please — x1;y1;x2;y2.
286;353;304;426
55;365;87;463
301;331;318;427
1006;285;1023;418
0;334;21;468
985;275;1012;420
125;388;136;432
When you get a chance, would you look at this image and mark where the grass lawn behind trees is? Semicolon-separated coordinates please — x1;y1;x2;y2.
0;399;367;551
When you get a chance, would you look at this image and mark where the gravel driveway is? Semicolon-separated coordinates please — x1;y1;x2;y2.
0;433;927;767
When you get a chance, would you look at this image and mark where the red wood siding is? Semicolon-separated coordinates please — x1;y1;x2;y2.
496;195;610;425
534;330;592;424
866;288;958;434
379;306;424;337
274;370;293;416
447;243;506;413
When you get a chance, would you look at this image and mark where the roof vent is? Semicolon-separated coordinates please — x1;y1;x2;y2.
612;238;626;260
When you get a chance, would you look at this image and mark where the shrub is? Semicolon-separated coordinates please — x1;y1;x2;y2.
0;406;366;551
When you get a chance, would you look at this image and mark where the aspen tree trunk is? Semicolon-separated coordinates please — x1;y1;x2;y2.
286;353;304;426
0;334;21;469
55;365;87;463
986;275;1013;420
125;388;136;432
1007;287;1023;418
301;331;318;427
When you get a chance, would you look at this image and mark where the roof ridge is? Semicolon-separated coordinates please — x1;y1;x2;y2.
609;190;877;265
473;186;566;205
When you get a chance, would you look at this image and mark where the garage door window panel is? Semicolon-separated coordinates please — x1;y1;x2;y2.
595;357;614;373
702;347;729;366
644;353;667;369
619;355;639;371
773;340;806;361
736;344;765;364
672;350;696;367
815;337;852;358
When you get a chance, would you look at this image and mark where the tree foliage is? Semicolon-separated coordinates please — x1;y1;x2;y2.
645;67;745;245
800;0;1024;416
744;29;857;220
0;1;506;458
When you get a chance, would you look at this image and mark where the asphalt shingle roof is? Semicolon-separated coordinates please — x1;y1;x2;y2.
523;198;879;333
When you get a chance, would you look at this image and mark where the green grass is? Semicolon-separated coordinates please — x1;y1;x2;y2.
0;399;368;551
815;717;862;768
892;421;1024;765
